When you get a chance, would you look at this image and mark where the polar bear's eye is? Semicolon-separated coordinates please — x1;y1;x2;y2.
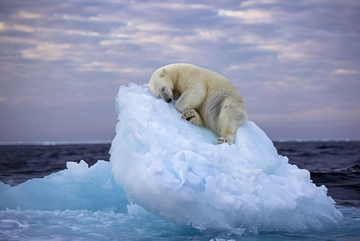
162;87;165;91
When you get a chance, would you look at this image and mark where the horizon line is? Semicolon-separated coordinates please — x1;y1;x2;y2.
1;139;360;146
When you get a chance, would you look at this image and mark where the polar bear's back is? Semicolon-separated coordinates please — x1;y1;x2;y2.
165;63;238;91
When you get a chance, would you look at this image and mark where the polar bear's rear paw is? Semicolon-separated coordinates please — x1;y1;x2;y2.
181;109;196;121
217;137;234;145
217;137;228;144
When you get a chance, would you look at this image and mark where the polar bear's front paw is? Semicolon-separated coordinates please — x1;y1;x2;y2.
217;137;229;144
181;109;196;121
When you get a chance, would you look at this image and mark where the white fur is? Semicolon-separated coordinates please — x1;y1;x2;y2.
149;63;247;144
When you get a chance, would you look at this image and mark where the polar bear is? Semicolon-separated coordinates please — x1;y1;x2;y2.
148;63;247;144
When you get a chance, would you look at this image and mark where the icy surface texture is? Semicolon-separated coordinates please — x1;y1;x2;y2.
0;160;129;212
110;83;343;232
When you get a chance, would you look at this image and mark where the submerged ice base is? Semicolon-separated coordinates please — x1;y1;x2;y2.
110;83;343;231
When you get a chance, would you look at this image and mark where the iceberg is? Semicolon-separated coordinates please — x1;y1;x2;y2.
110;83;343;232
0;160;129;213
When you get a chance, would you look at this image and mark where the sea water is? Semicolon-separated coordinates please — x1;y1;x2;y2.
0;84;359;240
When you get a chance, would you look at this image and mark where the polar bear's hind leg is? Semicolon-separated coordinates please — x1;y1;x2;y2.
216;101;246;144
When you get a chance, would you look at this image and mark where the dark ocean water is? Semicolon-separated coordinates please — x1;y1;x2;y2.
0;143;110;186
0;141;359;240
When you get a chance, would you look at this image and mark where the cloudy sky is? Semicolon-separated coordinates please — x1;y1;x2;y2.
0;0;359;142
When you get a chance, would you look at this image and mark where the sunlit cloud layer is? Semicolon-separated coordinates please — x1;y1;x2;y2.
0;0;359;142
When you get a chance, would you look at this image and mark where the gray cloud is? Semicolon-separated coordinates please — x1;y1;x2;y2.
0;0;359;142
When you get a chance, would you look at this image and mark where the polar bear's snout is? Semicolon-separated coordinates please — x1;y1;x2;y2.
160;87;173;103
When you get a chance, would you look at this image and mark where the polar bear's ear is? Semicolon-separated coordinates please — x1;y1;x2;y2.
160;68;167;77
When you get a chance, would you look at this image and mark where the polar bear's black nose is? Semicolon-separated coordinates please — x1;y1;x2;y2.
167;98;172;103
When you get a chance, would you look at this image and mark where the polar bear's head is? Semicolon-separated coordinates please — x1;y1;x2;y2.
149;67;174;103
